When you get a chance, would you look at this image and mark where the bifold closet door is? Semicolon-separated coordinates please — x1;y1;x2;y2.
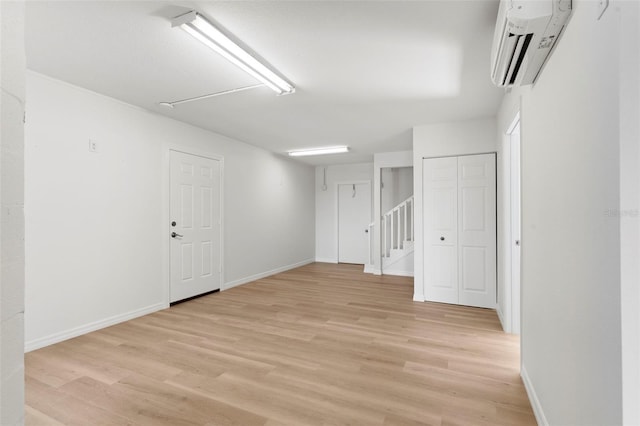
457;154;496;308
423;153;496;309
423;157;459;304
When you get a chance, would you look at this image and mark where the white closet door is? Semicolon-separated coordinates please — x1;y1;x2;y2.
423;157;458;304
423;153;496;309
457;154;496;308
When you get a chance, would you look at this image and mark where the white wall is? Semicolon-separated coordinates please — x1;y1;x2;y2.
412;118;497;301
0;2;25;424
25;72;315;350
315;163;373;263
619;2;640;424
496;1;634;424
381;167;413;214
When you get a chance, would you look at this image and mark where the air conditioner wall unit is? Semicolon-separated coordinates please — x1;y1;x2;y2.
491;0;572;88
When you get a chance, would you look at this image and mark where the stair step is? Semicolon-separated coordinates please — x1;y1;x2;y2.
383;243;415;259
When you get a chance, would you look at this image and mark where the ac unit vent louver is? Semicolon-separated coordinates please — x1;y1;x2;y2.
504;33;534;85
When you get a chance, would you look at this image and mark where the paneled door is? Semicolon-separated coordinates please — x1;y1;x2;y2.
423;157;459;304
338;182;371;264
170;150;221;303
457;154;496;308
423;153;496;309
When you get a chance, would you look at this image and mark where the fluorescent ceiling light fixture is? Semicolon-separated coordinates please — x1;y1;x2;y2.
172;11;295;96
288;146;350;157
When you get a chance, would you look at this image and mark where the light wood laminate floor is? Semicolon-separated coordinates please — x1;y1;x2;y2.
25;263;536;426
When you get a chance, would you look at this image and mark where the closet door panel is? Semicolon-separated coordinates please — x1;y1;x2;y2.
457;154;496;308
422;157;458;304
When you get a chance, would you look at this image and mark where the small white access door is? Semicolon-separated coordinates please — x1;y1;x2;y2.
338;183;371;264
423;153;496;309
170;150;221;303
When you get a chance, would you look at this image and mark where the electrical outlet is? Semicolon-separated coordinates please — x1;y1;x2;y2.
597;0;609;20
89;139;98;153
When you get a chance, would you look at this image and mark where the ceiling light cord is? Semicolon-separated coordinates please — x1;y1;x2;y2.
159;83;264;108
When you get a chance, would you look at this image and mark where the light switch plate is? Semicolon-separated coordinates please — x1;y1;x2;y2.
597;0;609;20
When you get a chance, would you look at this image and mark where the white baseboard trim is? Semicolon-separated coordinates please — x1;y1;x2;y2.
383;269;414;277
25;302;167;352
363;264;381;274
521;364;548;426
413;293;425;302
223;258;315;291
497;305;510;333
314;258;338;264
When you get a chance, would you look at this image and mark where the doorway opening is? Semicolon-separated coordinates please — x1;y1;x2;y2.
380;167;414;276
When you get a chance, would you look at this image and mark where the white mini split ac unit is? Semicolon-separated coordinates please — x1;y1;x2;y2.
491;0;572;87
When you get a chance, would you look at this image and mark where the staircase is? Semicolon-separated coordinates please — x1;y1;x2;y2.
365;196;415;276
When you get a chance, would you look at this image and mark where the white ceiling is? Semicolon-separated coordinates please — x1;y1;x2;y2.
25;1;504;166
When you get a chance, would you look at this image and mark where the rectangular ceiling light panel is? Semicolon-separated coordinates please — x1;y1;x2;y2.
288;146;350;157
172;11;295;95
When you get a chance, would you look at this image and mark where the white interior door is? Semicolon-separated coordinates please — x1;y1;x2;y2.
510;122;522;333
170;150;221;303
457;154;497;309
338;183;371;264
423;154;496;308
423;157;459;304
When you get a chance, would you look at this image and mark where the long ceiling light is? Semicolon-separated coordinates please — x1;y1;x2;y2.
288;146;350;157
172;11;295;96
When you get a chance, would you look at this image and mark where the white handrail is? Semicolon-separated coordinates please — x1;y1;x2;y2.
381;196;414;258
382;195;414;217
365;195;415;266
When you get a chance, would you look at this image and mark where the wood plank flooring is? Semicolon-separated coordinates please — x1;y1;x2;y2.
25;263;536;426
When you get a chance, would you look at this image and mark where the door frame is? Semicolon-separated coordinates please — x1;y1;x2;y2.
335;180;372;263
163;145;224;307
499;112;522;334
510;119;522;334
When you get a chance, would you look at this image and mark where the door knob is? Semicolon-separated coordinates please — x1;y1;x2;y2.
365;229;369;233
440;236;445;241
171;232;183;238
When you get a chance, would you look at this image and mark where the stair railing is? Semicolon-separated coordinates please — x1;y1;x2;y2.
382;196;414;258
